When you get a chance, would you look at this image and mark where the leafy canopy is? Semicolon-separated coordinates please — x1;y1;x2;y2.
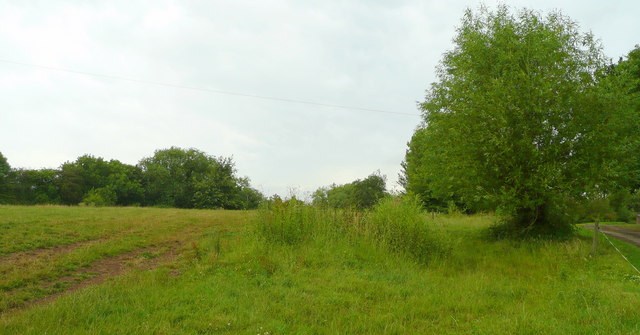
416;6;637;231
139;147;262;209
312;172;387;209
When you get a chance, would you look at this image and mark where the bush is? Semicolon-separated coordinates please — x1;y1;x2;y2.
311;172;387;210
364;195;443;263
81;187;116;207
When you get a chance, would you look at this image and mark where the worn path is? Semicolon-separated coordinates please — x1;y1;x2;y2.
583;224;640;247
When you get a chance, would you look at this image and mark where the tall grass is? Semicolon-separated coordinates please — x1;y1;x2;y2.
255;199;348;245
255;195;445;263
3;207;640;334
363;195;446;263
0;206;248;312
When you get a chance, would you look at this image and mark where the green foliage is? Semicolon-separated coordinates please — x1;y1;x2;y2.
609;189;634;222
0;148;262;209
606;46;640;191
59;155;144;206
630;190;640;213
0;153;9;183
491;201;576;238
258;193;443;263
8;169;60;205
0;152;11;204
567;190;637;224
81;187;117;207
311;172;387;209
401;128;461;211
140;147;212;207
325;183;356;208
414;6;638;234
190;157;246;209
256;198;319;245
353;172;387;208
140;147;263;209
364;195;444;263
0;152;9;179
4;208;640;333
234;177;263;209
0;205;248;312
256;196;349;245
59;163;84;205
106;161;144;206
310;187;329;207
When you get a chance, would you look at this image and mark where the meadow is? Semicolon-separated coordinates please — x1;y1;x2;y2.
1;204;640;334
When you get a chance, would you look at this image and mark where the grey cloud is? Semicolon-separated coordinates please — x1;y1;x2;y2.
1;0;638;196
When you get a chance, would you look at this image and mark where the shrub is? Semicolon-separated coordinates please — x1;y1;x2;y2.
81;187;116;207
311;172;387;210
364;195;443;263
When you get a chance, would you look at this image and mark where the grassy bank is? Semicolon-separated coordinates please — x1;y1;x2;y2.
1;205;639;334
0;205;249;312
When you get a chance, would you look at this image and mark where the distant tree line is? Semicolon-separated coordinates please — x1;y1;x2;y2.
310;172;387;209
400;6;640;231
0;147;263;209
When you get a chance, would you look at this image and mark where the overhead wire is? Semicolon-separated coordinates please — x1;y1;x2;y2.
0;58;420;117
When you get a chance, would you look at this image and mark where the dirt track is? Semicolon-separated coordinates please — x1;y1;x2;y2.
0;240;183;313
583;225;640;247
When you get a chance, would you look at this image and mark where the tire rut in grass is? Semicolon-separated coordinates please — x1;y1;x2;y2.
0;240;183;314
0;237;109;264
40;242;180;298
1;224;223;313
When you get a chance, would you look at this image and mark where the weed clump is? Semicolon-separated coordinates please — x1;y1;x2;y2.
256;194;445;264
364;195;445;263
256;197;344;245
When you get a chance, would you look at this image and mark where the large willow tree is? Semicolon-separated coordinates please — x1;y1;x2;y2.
417;6;637;233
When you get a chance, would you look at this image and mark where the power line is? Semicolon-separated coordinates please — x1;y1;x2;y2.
0;58;420;117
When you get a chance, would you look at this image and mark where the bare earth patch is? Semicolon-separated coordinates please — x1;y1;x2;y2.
35;241;182;305
1;241;183;314
0;238;108;263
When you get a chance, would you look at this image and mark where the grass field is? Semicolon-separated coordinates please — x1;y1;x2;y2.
1;205;640;334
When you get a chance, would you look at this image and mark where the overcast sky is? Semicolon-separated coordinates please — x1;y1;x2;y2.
1;0;638;198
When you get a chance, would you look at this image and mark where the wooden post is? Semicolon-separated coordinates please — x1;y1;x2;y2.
636;214;640;225
591;220;600;256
